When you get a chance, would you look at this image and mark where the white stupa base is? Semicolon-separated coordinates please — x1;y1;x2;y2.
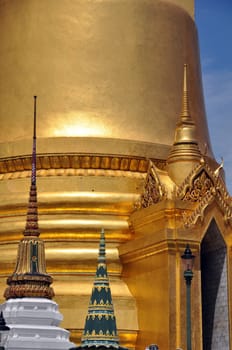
1;298;75;350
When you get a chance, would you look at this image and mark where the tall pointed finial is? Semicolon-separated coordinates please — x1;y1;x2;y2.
98;227;106;264
78;229;124;349
24;96;39;237
4;97;54;300
167;64;201;185
180;64;191;120
32;95;37;186
174;63;198;144
169;64;201;147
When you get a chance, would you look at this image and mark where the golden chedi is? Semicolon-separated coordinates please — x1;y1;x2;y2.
1;96;74;350
1;1;232;350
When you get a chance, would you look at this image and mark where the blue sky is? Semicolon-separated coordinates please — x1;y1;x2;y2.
195;1;232;193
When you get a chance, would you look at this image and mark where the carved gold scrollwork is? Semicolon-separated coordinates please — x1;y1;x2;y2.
141;161;166;208
183;170;214;202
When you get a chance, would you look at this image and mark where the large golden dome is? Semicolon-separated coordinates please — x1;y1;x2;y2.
0;0;212;159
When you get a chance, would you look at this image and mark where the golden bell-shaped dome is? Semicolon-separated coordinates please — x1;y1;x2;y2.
0;0;212;160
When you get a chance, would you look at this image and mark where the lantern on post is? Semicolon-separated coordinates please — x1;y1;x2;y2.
181;244;195;350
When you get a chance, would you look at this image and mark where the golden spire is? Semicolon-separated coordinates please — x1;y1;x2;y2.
167;64;201;185
24;96;39;237
173;64;200;145
4;97;54;300
181;63;190;120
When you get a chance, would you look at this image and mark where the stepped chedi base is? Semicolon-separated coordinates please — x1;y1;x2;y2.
2;298;73;350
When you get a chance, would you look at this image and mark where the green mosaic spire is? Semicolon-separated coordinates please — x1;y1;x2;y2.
81;228;119;348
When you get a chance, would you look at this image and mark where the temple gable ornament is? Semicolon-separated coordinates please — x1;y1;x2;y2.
177;160;232;227
140;161;167;208
139;158;232;228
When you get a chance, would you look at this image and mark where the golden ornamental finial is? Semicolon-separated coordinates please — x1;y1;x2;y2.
174;64;199;145
180;63;190;120
214;157;224;177
167;64;201;185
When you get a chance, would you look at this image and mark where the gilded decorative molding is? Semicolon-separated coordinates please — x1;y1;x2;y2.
140;160;167;208
120;239;186;265
4;273;54;299
0;168;147;181
0;154;166;178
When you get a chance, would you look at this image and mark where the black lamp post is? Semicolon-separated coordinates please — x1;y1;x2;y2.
0;311;10;350
181;244;195;350
148;344;159;350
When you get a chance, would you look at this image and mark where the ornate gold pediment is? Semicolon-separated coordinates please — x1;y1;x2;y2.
177;167;214;202
140;161;166;208
177;159;232;227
